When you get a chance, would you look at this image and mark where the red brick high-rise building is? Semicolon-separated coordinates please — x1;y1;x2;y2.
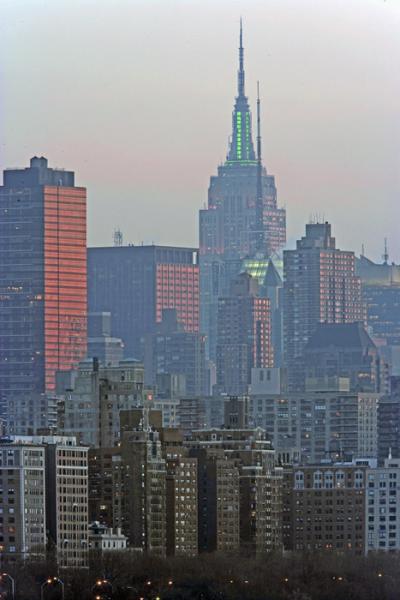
283;222;365;391
0;156;87;419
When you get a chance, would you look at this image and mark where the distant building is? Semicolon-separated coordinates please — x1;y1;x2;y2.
216;273;273;395
250;389;380;463
87;312;124;366
304;322;385;393
199;25;285;361
0;157;87;420
365;457;400;553
283;223;365;391
61;358;144;447
88;245;199;358
142;309;207;397
88;522;127;553
357;255;400;374
377;377;400;463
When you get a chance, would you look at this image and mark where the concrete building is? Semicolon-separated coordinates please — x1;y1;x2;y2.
7;435;89;568
0;157;87;422
216;273;273;395
0;441;46;560
87;312;124;366
6;393;58;436
285;463;366;554
44;437;89;569
199;25;285;361
283;223;365;391
61;358;144;447
365;457;400;553
88;521;127;553
88;245;199;359
249;388;380;464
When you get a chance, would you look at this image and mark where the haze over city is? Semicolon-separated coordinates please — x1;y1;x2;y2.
1;0;400;259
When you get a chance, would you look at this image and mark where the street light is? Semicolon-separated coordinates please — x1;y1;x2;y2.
91;578;112;599
0;573;15;600
41;577;64;600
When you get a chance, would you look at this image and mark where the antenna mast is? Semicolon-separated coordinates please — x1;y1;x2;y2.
255;81;264;253
113;228;123;247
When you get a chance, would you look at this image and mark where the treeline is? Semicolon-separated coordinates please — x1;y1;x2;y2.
4;551;400;599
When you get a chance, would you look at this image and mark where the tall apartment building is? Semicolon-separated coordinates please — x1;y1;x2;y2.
45;437;89;569
199;25;285;360
378;381;400;463
2;435;89;569
0;157;87;420
283;222;365;391
142;309;207;397
216;273;273;395
113;410;166;555
0;442;46;560
88;245;199;358
250;388;380;463
61;358;144;447
188;424;277;555
285;463;366;554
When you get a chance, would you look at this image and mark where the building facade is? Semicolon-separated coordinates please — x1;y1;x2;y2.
0;442;46;560
88;245;199;358
0;157;87;419
283;223;365;391
216;273;273;395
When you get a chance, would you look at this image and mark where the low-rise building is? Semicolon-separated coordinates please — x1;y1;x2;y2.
88;521;127;552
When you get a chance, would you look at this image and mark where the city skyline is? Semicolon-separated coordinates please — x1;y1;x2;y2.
1;0;399;261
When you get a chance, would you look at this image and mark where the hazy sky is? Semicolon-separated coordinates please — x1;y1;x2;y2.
1;0;399;261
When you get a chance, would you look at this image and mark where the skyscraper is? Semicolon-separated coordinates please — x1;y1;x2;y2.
199;23;286;360
88;245;199;358
216;272;273;395
283;222;365;391
0;157;87;419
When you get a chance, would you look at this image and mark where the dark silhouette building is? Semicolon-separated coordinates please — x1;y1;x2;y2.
142;309;207;397
304;322;384;393
283;222;365;391
0;156;87;419
199;24;286;360
88;245;199;358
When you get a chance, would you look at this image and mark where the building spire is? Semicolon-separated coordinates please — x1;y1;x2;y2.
238;18;245;97
226;20;256;164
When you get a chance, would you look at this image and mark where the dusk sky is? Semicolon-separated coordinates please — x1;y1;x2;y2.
1;0;399;260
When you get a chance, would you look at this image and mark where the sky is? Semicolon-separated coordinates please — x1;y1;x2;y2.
1;0;399;261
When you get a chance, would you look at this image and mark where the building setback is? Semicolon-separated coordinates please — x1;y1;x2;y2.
0;157;87;419
88;245;199;359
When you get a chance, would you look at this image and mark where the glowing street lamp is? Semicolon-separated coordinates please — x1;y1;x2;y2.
0;572;15;599
41;577;64;600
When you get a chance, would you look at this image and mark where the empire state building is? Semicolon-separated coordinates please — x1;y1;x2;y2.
199;23;286;359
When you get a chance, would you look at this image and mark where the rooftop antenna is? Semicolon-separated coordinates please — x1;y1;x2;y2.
383;238;389;265
113;228;123;247
255;80;264;253
361;243;365;257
